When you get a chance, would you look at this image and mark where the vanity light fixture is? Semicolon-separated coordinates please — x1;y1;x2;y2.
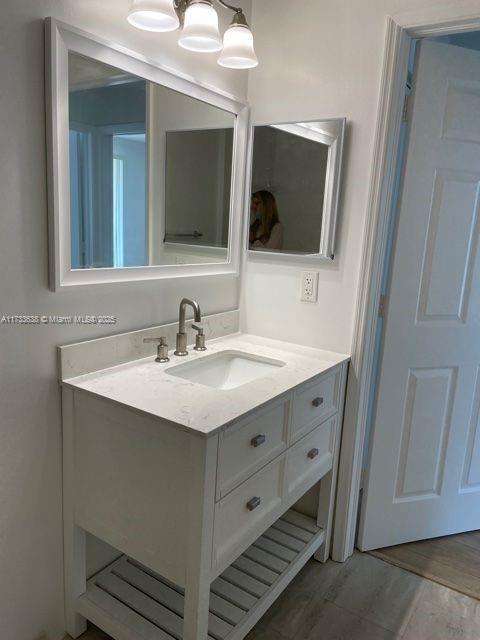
127;0;180;32
127;0;258;68
178;0;223;52
218;9;258;68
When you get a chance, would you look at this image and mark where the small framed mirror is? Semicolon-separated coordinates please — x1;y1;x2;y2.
46;19;248;290
246;118;345;261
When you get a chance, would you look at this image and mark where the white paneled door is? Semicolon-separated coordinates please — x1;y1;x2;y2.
359;40;480;550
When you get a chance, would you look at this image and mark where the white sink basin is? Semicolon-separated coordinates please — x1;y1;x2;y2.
166;350;286;390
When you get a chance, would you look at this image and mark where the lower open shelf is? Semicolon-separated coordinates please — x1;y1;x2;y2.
77;509;325;640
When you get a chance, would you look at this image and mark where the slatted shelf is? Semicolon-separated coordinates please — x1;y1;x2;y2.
76;509;325;640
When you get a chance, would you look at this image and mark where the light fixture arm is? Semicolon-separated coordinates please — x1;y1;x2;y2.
177;0;243;10
216;0;243;13
217;0;250;27
175;0;250;27
174;0;188;15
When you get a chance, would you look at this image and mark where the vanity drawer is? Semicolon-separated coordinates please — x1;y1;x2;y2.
286;416;337;498
217;396;289;499
213;455;285;570
291;367;341;441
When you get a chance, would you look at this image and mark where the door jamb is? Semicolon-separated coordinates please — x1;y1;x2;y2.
332;3;480;562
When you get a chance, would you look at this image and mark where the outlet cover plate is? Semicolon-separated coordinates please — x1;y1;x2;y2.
301;271;319;303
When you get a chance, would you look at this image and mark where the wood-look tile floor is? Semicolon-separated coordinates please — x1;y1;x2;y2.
76;552;480;640
370;530;480;601
249;552;480;640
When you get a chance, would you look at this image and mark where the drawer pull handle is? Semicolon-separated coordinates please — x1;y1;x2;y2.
308;448;319;460
251;434;266;448
312;397;324;408
246;496;261;511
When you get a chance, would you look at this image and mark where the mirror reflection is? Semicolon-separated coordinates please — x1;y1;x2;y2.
165;128;233;250
68;52;235;269
249;120;344;256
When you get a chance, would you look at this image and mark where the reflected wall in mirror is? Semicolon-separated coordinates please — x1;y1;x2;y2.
164;128;233;251
248;119;345;260
68;52;235;270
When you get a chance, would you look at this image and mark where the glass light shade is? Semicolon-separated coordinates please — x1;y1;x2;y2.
127;0;180;32
218;24;258;69
178;2;223;53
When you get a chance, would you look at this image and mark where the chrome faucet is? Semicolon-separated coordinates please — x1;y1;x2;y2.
175;298;202;356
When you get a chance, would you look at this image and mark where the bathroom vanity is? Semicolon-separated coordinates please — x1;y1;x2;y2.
59;313;348;640
47;18;350;640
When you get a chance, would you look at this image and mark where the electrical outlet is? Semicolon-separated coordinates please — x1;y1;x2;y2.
301;271;319;303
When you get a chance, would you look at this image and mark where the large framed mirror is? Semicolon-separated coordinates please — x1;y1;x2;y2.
46;19;248;290
246;118;345;262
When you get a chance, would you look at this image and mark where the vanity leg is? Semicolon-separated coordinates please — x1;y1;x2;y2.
64;525;87;637
183;577;211;640
63;388;87;637
314;469;335;563
315;364;348;563
183;434;217;640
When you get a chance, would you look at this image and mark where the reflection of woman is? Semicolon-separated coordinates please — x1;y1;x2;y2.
249;190;284;251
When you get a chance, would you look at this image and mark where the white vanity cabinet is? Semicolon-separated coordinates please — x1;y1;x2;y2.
63;355;347;640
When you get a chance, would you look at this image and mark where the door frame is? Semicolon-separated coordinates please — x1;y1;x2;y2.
332;2;480;562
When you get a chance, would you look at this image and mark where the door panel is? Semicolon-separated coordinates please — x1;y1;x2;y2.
359;40;480;550
443;79;480;143
395;367;457;500
462;366;480;491
417;170;480;324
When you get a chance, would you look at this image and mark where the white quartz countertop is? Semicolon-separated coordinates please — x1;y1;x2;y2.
63;333;349;436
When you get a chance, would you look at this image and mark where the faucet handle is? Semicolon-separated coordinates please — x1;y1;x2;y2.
192;325;207;352
143;337;170;363
191;325;204;335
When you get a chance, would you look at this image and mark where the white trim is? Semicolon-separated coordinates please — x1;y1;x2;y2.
332;4;480;562
271;123;336;147
112;156;124;268
245;117;345;263
163;242;228;256
45;18;249;291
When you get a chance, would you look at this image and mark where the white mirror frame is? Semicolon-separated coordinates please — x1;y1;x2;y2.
45;18;249;291
245;118;346;263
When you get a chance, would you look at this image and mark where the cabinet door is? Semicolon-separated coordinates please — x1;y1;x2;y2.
286;416;337;500
213;455;286;571
217;396;289;499
291;368;341;441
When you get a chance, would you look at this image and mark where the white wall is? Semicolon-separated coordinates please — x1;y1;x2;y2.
0;2;249;639
242;0;457;355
